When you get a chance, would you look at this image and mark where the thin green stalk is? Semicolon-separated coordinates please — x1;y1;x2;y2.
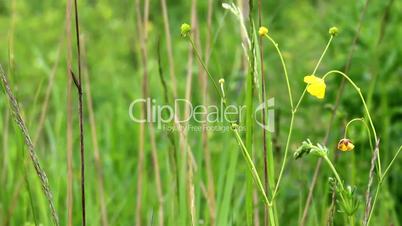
233;129;270;206
264;34;293;109
344;118;373;151
262;34;296;203
322;155;350;219
186;31;271;210
381;145;402;179
294;35;334;113
365;182;381;226
188;37;221;100
323;155;344;191
322;70;381;176
313;36;333;75
366;146;402;226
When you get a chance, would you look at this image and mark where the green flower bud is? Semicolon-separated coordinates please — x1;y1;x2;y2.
329;26;339;36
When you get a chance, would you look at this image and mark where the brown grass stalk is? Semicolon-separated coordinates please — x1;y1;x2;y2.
363;139;380;225
201;0;216;224
70;0;86;225
65;0;74;224
81;35;110;226
257;0;270;225
134;0;149;224
33;40;62;145
182;1;199;225
160;0;178;98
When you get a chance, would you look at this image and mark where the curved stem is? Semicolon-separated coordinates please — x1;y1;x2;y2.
264;34;293;109
344;117;373;151
263;34;294;202
263;33;334;201
322;70;381;176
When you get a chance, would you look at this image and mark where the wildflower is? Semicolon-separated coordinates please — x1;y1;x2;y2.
304;75;326;99
258;26;269;36
219;78;225;84
337;138;355;152
329;26;339;36
181;23;191;37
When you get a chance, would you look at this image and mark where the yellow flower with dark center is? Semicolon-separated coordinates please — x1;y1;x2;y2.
337;138;355;152
304;75;326;99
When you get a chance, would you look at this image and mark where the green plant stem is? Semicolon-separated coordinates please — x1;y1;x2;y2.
381;145;402;179
293;35;334;112
313;36;334;75
262;34;294;202
323;155;344;190
188;36;222;100
263;33;334;201
186;33;271;210
365;182;381;226
366;145;402;225
349;215;355;226
233;129;271;207
271;114;294;200
322;155;349;217
344;118;373;151
322;70;381;176
264;34;293;108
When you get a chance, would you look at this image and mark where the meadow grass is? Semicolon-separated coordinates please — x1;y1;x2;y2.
1;0;402;226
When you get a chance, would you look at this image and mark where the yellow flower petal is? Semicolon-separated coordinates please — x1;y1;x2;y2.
306;80;326;99
337;139;355;152
304;75;318;84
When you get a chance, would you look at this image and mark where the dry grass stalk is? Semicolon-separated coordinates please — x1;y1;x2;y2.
134;0;149;224
81;35;110;226
70;0;87;224
0;65;60;226
33;40;62;145
160;0;178;98
65;0;74;224
363;139;380;225
202;0;216;224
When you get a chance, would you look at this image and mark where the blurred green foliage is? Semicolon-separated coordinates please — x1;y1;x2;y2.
0;0;401;225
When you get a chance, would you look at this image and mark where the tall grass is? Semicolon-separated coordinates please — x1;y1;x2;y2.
1;0;402;225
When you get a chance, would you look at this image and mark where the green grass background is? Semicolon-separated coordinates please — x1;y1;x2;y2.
0;0;401;225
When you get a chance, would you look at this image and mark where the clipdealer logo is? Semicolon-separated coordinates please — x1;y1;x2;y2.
128;98;275;132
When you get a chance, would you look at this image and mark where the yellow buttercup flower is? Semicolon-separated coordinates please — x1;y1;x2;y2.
304;75;326;99
259;26;269;36
337;138;355;152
